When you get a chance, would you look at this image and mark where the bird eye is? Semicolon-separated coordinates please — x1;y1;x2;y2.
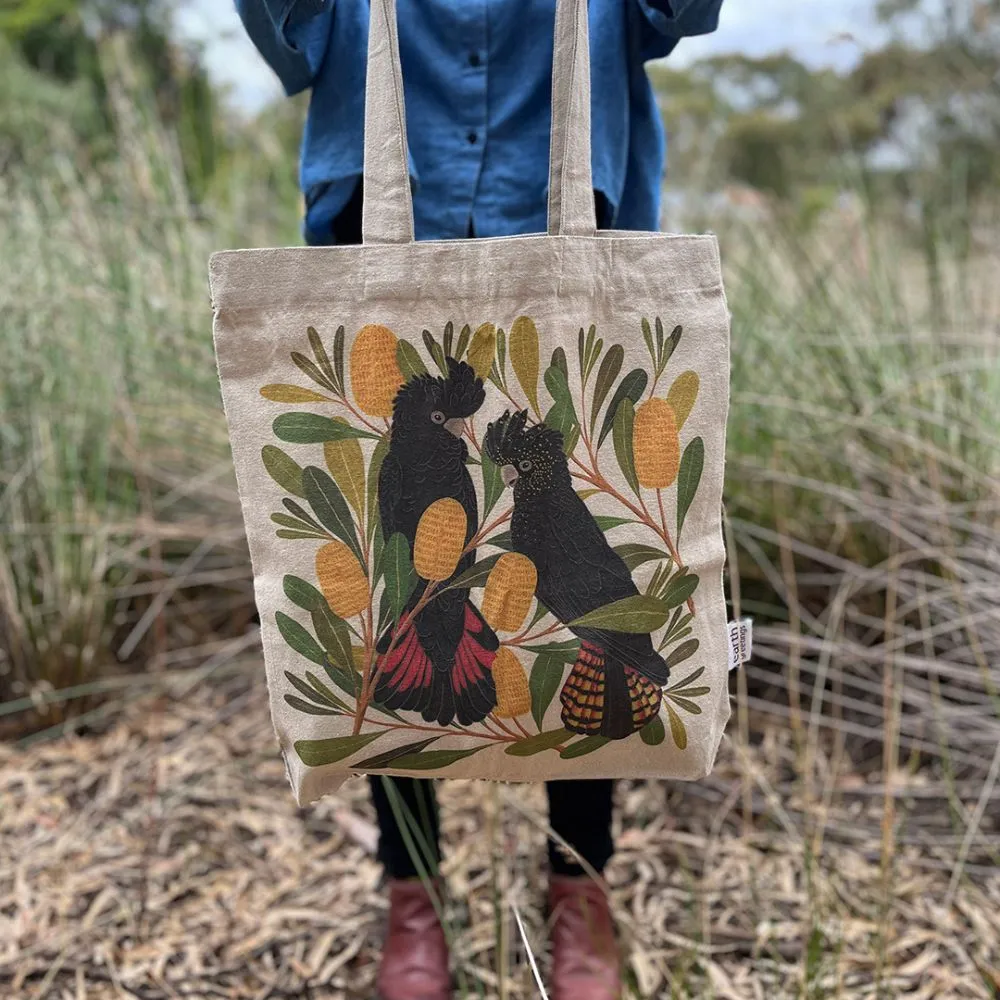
518;459;533;472
430;410;446;424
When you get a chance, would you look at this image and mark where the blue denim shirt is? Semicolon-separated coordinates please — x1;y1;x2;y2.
236;0;722;242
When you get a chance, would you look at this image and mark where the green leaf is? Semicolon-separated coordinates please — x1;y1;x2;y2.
271;512;323;534
455;323;472;362
613;543;670;571
274;412;381;444
276;611;326;666
422;329;448;375
669;665;704;691
261;445;306;498
662;572;699;609
283;575;326;613
589;344;624;434
396;339;429;380
640;317;656;364
665;638;699;669
667;695;703;715
505;728;569;756
568;595;669;633
485;530;513;551
294;731;384;767
276;529;327;540
612;400;640;495
597;369;648;447
509;315;541;415
551;346;568;380
523;638;580;658
284;670;342;708
640;716;666;746
305;671;351;709
333;325;346;394
367;433;390;543
308;325;338;389
442;320;454;359
676;437;704;540
284;696;341;716
302;466;363;563
560;735;610;759
666;703;688;749
324;423;366;519
383;532;417;624
385;745;489;770
481;451;504;518
467;323;496;378
291;351;337;392
441;553;502;592
543;364;581;455
529;653;566;730
312;605;354;675
593;515;633;531
354;737;441;769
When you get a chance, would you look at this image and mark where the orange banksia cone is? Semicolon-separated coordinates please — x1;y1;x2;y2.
493;648;531;718
413;498;467;581
633;398;681;489
350;323;405;417
482;552;537;632
315;541;369;618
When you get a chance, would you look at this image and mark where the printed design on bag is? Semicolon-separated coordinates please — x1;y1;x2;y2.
259;318;712;771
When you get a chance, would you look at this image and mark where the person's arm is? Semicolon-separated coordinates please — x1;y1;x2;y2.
235;0;334;95
635;0;723;60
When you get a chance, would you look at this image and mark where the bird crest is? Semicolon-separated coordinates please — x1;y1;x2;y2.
484;409;563;467
394;357;485;420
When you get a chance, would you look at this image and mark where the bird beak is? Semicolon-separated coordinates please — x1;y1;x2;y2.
501;464;519;487
444;417;465;438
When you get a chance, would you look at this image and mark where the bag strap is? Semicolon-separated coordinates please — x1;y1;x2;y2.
362;0;596;245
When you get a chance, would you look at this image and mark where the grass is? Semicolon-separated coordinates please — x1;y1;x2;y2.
0;44;998;999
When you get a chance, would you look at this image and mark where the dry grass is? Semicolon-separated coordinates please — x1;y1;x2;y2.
1;667;998;1000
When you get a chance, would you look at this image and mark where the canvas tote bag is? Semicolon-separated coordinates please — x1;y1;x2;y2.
209;0;732;804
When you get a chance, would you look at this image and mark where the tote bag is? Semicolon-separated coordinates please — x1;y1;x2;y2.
209;0;732;804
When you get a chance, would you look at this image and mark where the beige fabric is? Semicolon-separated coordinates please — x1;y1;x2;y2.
209;0;731;805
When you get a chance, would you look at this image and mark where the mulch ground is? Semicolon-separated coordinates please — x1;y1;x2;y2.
2;670;998;999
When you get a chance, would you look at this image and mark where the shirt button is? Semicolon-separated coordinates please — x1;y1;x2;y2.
467;131;478;144
468;52;481;67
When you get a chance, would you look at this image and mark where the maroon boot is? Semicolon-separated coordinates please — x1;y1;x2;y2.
547;875;621;1000
376;879;451;1000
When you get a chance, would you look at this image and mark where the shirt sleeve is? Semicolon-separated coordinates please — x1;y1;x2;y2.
235;0;334;96
635;0;723;60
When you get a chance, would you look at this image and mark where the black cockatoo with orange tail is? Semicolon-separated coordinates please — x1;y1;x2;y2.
374;359;498;724
484;409;668;739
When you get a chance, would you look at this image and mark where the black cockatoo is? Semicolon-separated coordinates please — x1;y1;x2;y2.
375;358;498;725
483;409;668;739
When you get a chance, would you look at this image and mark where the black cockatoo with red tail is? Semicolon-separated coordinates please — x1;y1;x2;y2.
484;409;668;739
375;358;498;725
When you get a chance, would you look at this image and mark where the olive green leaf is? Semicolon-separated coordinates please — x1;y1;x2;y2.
307;325;339;391
568;595;668;632
597;369;648;447
290;349;338;392
640;716;666;746
260;385;334;403
396;340;429;381
667;695;703;715
641;317;656;364
283;575;327;613
442;320;455;358
667;371;699;430
383;532;417;625
676;437;704;540
666;703;688;749
274;412;381;444
560;735;610;759
593;515;632;531
333;325;346;393
455;323;472;362
669;665;704;691
613;543;671;571
324;421;366;519
662;571;699;609
589;343;624;434
305;671;351;709
543;363;580;455
485;530;513;551
367;434;390;543
276;611;326;666
529;652;567;730
276;529;325;540
481;450;504;517
422;328;449;375
509;315;541;415
262;445;306;498
523;638;580;658
302;466;364;563
440;553;502;593
505;728;569;756
294;731;384;767
383;745;490;770
284;696;341;716
284;670;342;709
665;638;699;669
551;345;568;380
354;737;441;769
467;323;496;379
612;399;640;494
313;606;355;680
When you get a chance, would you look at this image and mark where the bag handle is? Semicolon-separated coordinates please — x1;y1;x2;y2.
362;0;596;245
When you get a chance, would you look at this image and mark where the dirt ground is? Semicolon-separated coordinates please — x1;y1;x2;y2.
2;672;998;999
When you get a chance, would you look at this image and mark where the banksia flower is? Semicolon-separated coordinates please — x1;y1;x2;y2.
493;647;531;718
350;323;405;417
632;398;681;489
466;322;496;379
413;497;467;581
482;552;537;632
316;541;369;617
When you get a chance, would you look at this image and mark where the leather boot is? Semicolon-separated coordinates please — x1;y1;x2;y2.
376;878;451;1000
547;875;621;1000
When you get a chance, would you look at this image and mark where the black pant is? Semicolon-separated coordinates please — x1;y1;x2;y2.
369;776;615;879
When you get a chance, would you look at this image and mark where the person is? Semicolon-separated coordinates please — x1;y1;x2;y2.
235;1;722;997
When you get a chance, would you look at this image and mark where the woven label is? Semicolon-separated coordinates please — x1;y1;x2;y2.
727;618;752;671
